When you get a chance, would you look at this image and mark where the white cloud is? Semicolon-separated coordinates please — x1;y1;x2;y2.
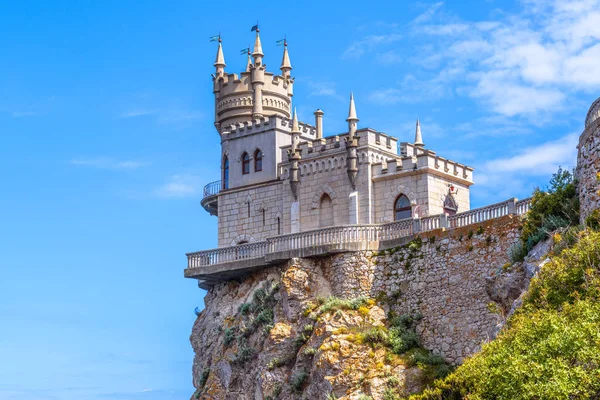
483;132;578;175
307;80;344;101
154;174;200;199
342;33;403;59
70;158;147;170
368;0;600;117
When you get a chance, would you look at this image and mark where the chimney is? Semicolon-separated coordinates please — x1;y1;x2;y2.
314;109;324;139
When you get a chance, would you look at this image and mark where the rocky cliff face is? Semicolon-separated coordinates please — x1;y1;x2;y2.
190;216;536;399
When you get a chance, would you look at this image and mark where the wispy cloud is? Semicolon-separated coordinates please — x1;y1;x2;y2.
342;33;403;59
366;0;600;119
70;158;147;170
473;132;578;202
483;132;578;175
154;174;201;199
307;80;344;101
119;94;203;126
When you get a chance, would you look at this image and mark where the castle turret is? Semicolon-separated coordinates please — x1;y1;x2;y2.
347;93;359;138
251;30;265;119
212;29;292;134
346;94;359;189
289;108;301;199
280;41;292;79
245;49;252;72
414;119;424;148
214;39;226;75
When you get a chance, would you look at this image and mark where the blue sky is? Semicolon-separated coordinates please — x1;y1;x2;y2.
1;1;599;399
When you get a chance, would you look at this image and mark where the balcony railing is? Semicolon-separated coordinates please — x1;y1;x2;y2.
187;197;532;270
203;180;222;199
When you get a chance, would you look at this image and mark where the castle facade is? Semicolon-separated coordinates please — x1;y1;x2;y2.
203;31;474;248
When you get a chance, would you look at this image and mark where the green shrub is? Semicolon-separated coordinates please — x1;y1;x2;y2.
585;208;600;230
199;368;210;388
508;241;528;263
521;167;579;253
239;303;251;315
316;296;369;315
411;230;600;400
303;346;317;356
290;370;308;393
223;327;235;346
356;326;389;346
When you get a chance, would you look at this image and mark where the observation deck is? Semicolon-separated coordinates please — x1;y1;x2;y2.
201;180;221;216
186;197;532;289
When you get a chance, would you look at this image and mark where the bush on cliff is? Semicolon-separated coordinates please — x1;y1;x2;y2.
411;230;600;400
519;167;579;255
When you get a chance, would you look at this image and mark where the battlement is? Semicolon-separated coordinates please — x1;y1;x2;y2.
220;115;315;142
214;68;293;132
372;149;474;184
278;128;399;163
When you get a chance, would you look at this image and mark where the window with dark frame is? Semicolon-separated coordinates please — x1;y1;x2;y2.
242;152;250;175
394;194;412;220
254;149;263;172
223;156;229;189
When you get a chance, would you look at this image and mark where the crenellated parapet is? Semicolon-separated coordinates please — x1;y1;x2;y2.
212;33;294;134
372;149;474;185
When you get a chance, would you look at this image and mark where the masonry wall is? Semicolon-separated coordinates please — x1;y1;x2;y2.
577;118;600;223
426;174;471;216
218;181;284;246
372;173;430;222
309;215;521;365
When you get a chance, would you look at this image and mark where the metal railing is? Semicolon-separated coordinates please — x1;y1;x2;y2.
187;197;532;269
203;180;222;200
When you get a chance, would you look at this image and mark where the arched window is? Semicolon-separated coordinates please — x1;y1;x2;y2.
242;152;250;175
223;156;229;190
394;194;411;220
254;149;263;172
319;194;334;227
443;194;458;216
277;216;281;234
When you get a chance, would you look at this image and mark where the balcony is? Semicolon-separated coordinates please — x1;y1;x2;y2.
186;197;532;289
201;180;221;216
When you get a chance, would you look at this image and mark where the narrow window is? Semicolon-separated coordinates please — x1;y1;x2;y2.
277;217;281;234
262;209;265;226
242;152;250;175
254;149;263;172
223;156;229;190
394;195;412;220
247;202;250;218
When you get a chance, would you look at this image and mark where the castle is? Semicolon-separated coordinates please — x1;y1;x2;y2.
201;31;474;250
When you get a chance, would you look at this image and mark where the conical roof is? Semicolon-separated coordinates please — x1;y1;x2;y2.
280;44;292;71
252;32;264;57
214;41;226;67
346;93;358;121
414;119;424;147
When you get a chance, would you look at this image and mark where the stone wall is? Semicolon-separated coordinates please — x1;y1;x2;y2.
311;214;521;365
190;215;523;399
577;118;600;223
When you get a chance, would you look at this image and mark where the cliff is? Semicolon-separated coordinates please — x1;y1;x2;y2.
190;215;546;399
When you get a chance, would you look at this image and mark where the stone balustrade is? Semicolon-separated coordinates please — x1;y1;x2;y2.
186;197;532;274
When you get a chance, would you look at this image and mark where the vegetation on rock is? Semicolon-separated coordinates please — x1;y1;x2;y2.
411;228;600;400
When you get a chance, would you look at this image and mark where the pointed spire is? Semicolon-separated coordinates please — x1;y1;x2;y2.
414;119;424;147
214;39;226;69
346;92;358;122
245;50;252;72
292;108;300;133
280;41;292;75
252;31;264;57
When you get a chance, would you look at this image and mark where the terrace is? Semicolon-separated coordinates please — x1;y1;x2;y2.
186;197;531;289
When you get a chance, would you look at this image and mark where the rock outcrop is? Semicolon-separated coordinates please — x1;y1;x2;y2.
190;215;541;399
